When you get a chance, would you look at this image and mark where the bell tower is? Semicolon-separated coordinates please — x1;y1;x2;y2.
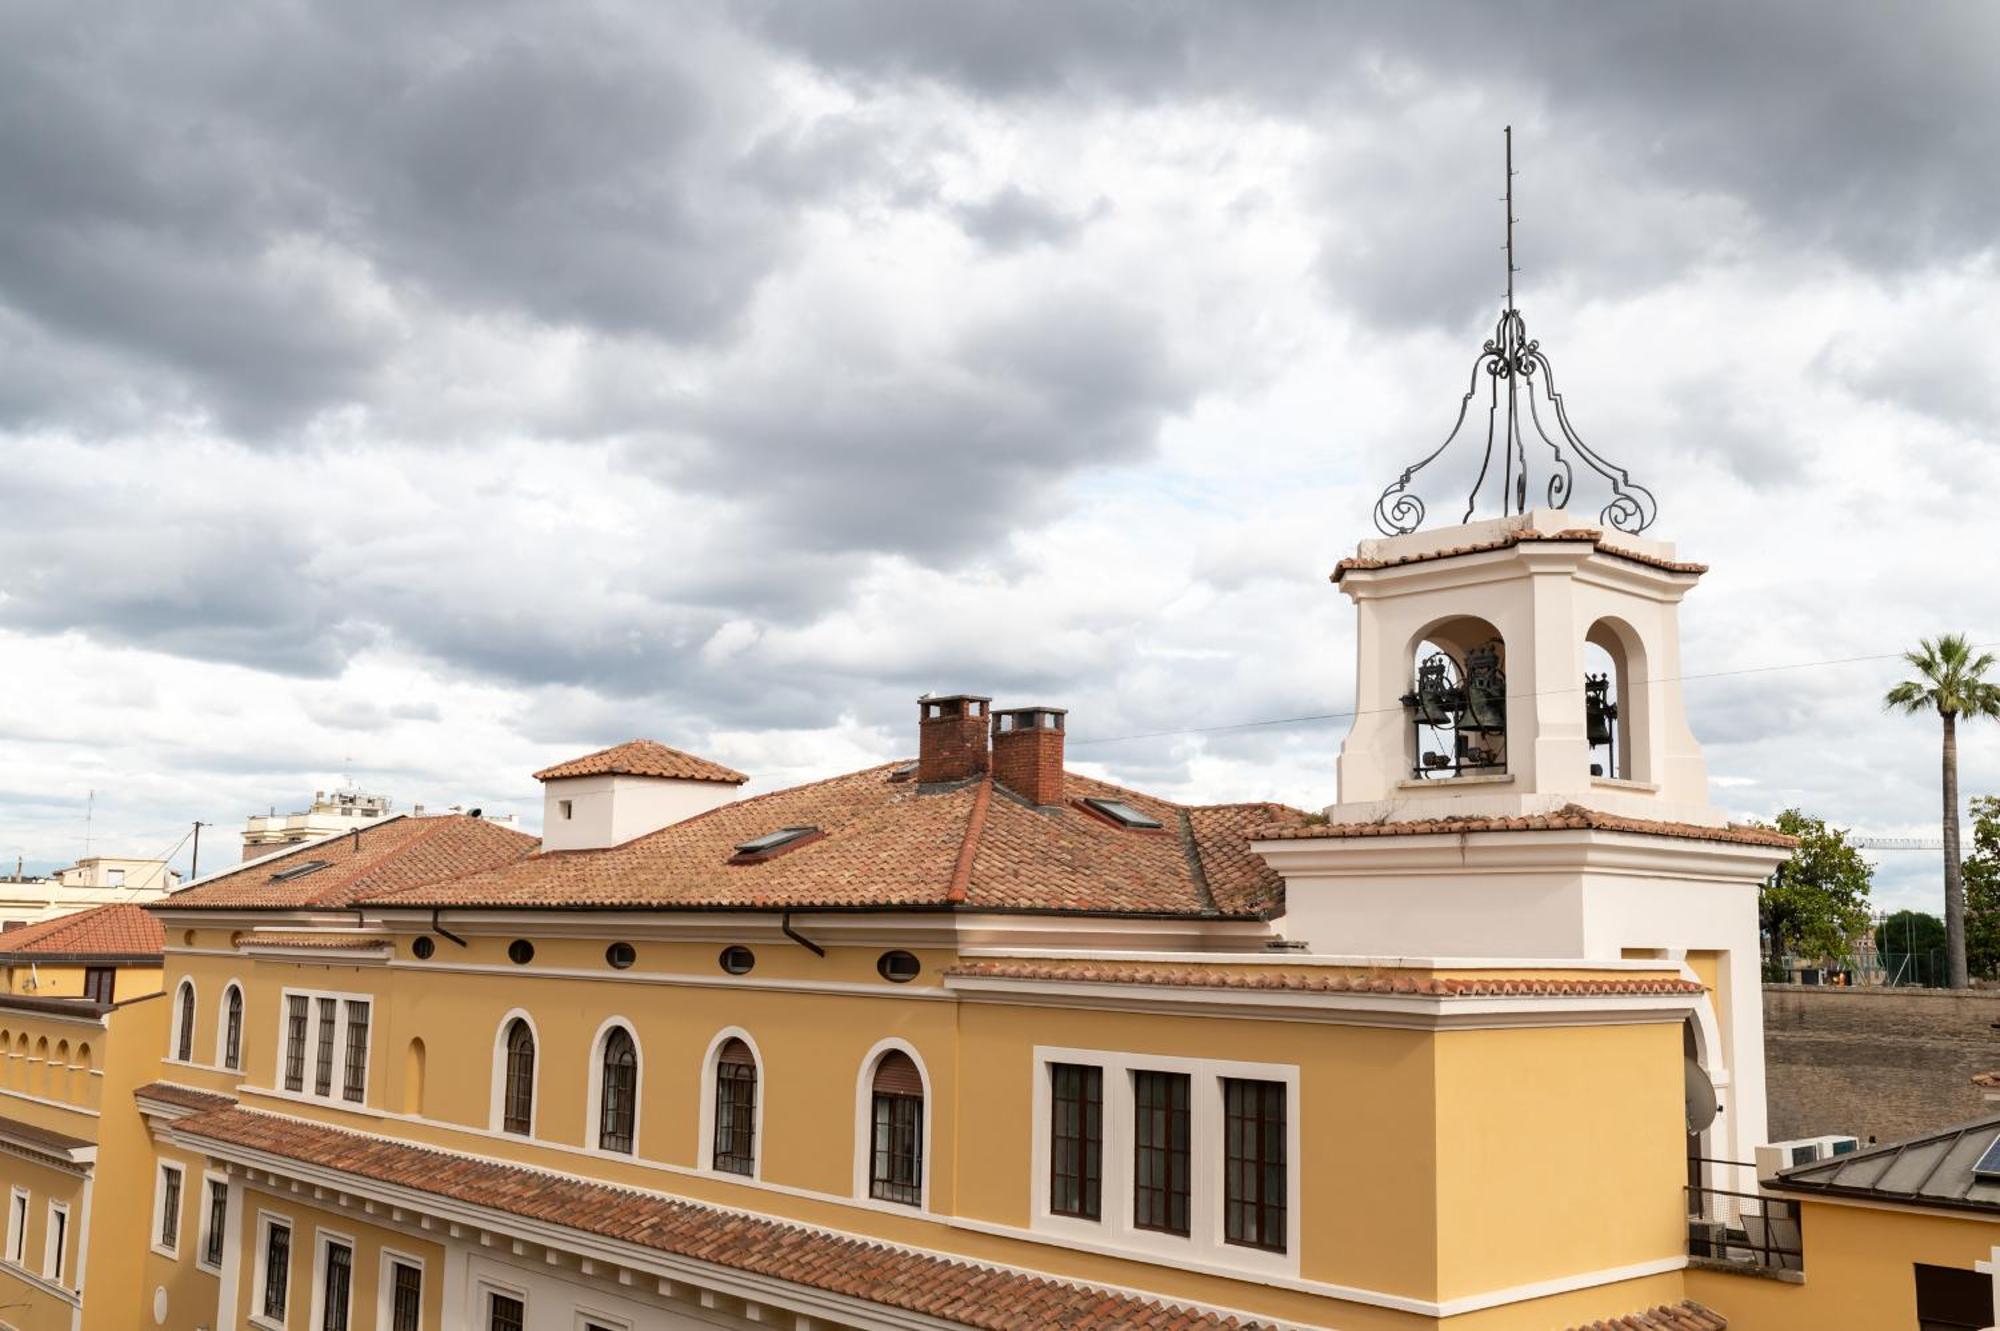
1257;130;1793;1174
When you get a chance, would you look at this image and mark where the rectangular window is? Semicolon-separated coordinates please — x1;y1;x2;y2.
284;995;309;1092
1133;1070;1191;1236
263;1220;292;1321
1222;1077;1287;1252
320;1239;352;1331
83;967;114;1003
313;998;337;1097
869;1092;924;1204
713;1061;757;1175
7;1190;25;1264
1916;1262;1995;1330
341;1001;369;1103
158;1164;183;1252
204;1178;228;1268
389;1261;423;1331
489;1292;524;1331
1049;1063;1102;1220
45;1202;66;1282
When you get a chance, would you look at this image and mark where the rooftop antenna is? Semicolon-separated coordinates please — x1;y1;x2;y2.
1369;127;1658;537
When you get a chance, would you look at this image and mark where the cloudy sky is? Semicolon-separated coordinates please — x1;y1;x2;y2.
4;1;1997;912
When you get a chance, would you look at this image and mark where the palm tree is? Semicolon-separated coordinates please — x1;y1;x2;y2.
1886;634;2000;988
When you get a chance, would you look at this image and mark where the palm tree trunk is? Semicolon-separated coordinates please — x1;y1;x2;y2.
1945;709;1968;988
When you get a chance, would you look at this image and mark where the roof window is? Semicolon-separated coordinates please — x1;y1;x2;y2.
729;826;822;863
267;859;331;882
1079;797;1162;830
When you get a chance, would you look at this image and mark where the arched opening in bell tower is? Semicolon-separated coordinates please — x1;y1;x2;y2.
1584;616;1647;783
1403;616;1508;780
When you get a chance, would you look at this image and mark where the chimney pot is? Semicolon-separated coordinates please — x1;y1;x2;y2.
917;694;992;784
990;706;1067;806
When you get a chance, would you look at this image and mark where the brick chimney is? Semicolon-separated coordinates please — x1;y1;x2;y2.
917;694;991;783
990;706;1066;806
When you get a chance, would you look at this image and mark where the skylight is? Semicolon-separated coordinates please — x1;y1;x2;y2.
732;827;818;856
268;859;331;882
1080;797;1162;830
1973;1133;2000;1180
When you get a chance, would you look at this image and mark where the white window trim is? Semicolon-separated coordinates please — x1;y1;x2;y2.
196;1169;229;1275
216;978;246;1071
170;979;198;1063
5;1187;26;1265
275;986;373;1108
584;1016;643;1158
696;1026;765;1180
251;1210;293;1330
42;1199;67;1283
1027;1046;1300;1278
375;1248;425;1331
151;1161;184;1259
488;1010;541;1138
310;1226;355;1331
477;1276;529;1329
574;1310;631;1331
851;1037;932;1211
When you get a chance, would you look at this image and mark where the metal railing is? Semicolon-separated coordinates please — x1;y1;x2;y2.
1687;1176;1804;1273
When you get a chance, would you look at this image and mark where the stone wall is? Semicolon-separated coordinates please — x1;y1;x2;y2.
1765;983;2000;1144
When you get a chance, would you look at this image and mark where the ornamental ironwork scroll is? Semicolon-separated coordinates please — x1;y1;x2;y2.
1370;128;1658;538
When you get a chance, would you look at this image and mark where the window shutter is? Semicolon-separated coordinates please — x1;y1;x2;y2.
872;1050;922;1096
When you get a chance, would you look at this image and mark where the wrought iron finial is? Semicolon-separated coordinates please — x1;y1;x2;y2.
1370;127;1658;537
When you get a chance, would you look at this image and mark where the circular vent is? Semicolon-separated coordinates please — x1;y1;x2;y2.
411;937;436;961
719;945;756;975
606;942;637;970
507;939;535;966
877;950;921;983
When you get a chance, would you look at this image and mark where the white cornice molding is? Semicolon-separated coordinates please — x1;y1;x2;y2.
1252;826;1788;882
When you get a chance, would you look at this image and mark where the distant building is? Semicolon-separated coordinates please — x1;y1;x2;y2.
239;788;392;860
0;856;181;932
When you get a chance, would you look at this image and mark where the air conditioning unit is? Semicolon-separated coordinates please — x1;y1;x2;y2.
1755;1135;1860;1181
1687;1217;1731;1259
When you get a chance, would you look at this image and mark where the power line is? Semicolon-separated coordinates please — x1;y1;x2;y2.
1068;641;2000;749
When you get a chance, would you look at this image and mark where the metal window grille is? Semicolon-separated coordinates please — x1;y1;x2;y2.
176;984;195;1062
321;1241;352;1331
204;1180;226;1267
390;1262;422;1331
158;1167;181;1249
342;1002;369;1103
712;1041;757;1175
224;988;243;1070
263;1222;291;1319
503;1021;535;1135
598;1028;637;1154
870;1092;924;1203
489;1292;524;1331
1222;1077;1287;1252
313;998;337;1097
1133;1071;1191;1236
283;996;308;1092
1049;1063;1102;1220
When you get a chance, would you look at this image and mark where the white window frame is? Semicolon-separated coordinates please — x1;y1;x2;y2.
477;1277;529;1331
196;1169;229;1275
5;1187;26;1265
251;1210;293;1330
170;979;198;1063
152;1161;185;1258
275;986;374;1107
574;1311;631;1331
42;1199;67;1283
375;1248;426;1331
697;1026;765;1180
850;1037;933;1211
310;1226;356;1331
1027;1045;1300;1278
488;1010;540;1137
217;978;246;1071
584;1017;643;1157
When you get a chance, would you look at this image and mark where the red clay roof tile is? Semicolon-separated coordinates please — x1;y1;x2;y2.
1563;1302;1726;1330
1332;528;1707;583
534;739;747;784
1254;803;1796;850
946;958;1704;998
163;815;538;910
0;903;163;959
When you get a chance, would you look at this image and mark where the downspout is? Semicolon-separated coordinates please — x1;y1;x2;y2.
780;911;825;958
429;909;468;948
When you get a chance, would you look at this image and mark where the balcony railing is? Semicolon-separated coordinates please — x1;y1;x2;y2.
1687;1173;1803;1274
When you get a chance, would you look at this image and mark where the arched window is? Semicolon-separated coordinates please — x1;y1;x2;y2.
712;1038;757;1175
1404;616;1508;779
868;1050;924;1205
501;1020;535;1136
596;1026;638;1154
220;985;244;1071
174;982;196;1062
1585;617;1647;783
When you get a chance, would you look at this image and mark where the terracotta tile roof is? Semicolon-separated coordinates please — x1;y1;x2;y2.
163;815;538;910
0;1111;93;1157
363;768;1312;918
172;1105;1272;1331
1564;1302;1726;1330
1255;804;1796;850
1332;527;1708;583
534;739;747;785
238;931;392;951
946;959;1704;998
133;1081;238;1114
0;903;162;959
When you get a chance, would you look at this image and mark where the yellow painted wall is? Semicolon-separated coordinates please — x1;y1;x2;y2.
0;962;161;1003
224;1191;446;1331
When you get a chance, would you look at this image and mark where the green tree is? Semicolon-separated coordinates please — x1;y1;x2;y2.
1963;796;2000;978
1885;634;2000;989
1759;809;1874;970
1877;910;1949;987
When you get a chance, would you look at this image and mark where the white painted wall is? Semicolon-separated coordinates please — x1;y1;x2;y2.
539;774;739;852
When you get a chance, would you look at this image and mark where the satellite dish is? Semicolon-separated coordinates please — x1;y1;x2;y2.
1685;1057;1719;1134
